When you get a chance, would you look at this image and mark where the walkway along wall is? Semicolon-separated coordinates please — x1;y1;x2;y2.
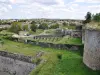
83;29;100;70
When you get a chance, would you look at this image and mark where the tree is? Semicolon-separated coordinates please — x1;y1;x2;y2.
92;13;100;22
38;23;48;29
23;25;29;31
49;24;59;29
31;21;36;24
9;22;22;34
63;22;68;26
30;24;37;32
83;12;92;24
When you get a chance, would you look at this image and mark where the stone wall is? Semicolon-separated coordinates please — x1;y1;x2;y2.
0;56;36;75
0;51;36;75
0;51;33;63
83;29;100;70
33;30;82;39
27;40;82;51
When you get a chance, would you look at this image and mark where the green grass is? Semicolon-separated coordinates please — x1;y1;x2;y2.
30;36;82;45
0;39;99;75
56;36;82;45
45;29;56;35
29;29;44;35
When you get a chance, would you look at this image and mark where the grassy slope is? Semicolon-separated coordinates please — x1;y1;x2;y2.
56;36;82;45
0;40;99;75
29;29;44;35
31;36;82;45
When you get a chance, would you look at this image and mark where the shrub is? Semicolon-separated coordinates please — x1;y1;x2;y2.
30;24;37;32
49;24;59;29
38;23;48;29
9;22;22;34
32;58;41;65
57;53;62;60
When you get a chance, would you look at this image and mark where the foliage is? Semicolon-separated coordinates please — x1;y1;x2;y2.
32;58;41;65
57;53;62;60
30;24;37;32
23;25;29;31
31;21;36;24
92;13;100;22
83;12;92;24
9;22;22;34
63;22;68;26
49;24;59;29
38;23;48;29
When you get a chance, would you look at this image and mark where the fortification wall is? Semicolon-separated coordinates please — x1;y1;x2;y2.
83;29;100;70
0;51;36;75
0;51;33;63
26;40;82;51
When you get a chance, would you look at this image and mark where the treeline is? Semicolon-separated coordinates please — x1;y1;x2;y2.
8;21;59;34
83;12;100;24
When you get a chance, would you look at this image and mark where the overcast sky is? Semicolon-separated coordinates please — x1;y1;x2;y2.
0;0;100;19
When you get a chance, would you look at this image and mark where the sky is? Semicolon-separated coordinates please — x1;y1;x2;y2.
0;0;100;19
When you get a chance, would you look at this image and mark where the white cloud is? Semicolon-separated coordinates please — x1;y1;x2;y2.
0;0;100;19
75;0;100;3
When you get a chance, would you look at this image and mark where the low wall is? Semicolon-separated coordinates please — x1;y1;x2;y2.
33;30;82;39
0;51;36;75
27;40;83;51
0;51;33;63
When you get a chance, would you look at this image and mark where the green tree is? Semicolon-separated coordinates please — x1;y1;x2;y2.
9;22;22;34
23;25;29;31
92;13;100;22
30;24;37;32
63;22;68;26
38;23;48;29
31;21;36;24
49;24;59;29
83;12;92;24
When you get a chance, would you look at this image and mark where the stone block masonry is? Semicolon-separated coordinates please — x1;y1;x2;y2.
83;29;100;70
27;40;83;51
0;51;36;75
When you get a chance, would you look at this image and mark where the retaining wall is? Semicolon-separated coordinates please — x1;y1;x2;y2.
0;51;36;75
26;40;83;51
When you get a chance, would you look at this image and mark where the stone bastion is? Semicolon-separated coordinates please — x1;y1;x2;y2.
83;29;100;70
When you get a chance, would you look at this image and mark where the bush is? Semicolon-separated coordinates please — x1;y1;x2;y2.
38;23;48;29
30;24;37;32
23;25;29;31
9;22;22;34
32;58;41;65
49;24;59;29
57;53;62;60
